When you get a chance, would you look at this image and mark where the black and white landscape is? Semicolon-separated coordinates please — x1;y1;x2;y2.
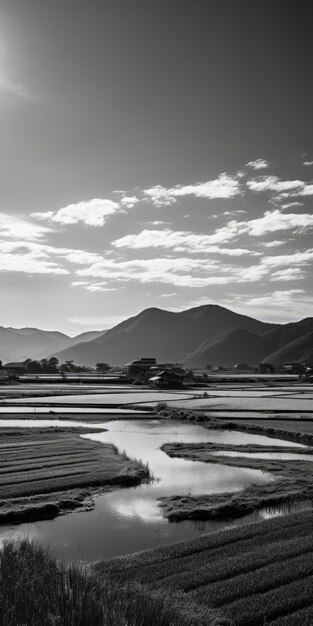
1;1;313;625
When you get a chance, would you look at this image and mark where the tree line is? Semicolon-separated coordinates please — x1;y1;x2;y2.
0;358;111;374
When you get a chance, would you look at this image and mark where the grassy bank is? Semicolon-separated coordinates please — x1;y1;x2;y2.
0;539;225;626
0;429;150;524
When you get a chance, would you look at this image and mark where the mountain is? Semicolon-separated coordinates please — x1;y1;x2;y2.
0;327;105;363
51;305;275;366
0;327;73;363
72;330;105;344
3;307;313;368
184;328;274;367
261;318;313;365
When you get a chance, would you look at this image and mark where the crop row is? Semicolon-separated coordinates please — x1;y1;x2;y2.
125;525;313;589
157;532;313;593
101;509;313;582
101;514;311;587
270;605;313;625
0;457;96;475
191;548;313;607
223;573;313;626
0;442;97;459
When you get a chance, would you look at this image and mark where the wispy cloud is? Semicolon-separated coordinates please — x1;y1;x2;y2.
143;174;240;206
246;176;304;193
246;158;270;170
247;175;313;198
270;268;305;281
0;213;49;241
245;289;305;306
112;228;254;256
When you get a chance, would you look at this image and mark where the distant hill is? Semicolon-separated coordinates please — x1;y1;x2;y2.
0;327;105;363
0;327;73;363
261;319;313;365
184;328;274;367
51;305;275;366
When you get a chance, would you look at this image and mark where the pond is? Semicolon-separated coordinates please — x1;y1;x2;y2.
0;419;305;562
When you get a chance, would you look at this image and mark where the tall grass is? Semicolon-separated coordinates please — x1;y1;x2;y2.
0;539;177;626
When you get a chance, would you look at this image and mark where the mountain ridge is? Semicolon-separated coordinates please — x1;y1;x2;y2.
50;305;278;366
2;305;312;367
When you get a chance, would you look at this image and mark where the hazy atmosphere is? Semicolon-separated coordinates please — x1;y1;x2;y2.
1;0;313;333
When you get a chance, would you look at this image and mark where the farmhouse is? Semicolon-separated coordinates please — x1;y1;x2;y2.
149;370;185;389
2;362;27;376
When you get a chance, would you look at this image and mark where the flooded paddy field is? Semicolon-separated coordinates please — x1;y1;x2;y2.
3;383;312;418
0;427;149;524
0;382;313;565
0;418;310;562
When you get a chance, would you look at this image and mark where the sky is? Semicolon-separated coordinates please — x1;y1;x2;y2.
0;0;313;335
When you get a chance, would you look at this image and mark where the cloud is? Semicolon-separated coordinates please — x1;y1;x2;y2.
246;158;270;170
32;198;120;227
303;161;313;166
247;176;313;198
262;240;285;248
245;290;305;306
120;196;139;208
85;283;117;292
0;241;69;275
280;202;304;210
247;176;304;193
112;228;254;256
143;174;240;206
0;213;49;241
0;239;104;277
243;209;313;237
76;254;277;289
261;249;313;268
270;268;305;281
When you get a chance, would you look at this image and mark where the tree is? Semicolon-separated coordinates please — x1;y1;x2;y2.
47;357;59;373
96;362;111;373
23;359;42;373
60;361;74;372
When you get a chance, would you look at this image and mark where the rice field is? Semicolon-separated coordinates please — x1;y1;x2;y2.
98;509;313;625
0;429;150;524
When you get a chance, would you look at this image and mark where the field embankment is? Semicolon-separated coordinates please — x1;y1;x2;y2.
0;428;150;524
160;439;313;520
97;509;313;625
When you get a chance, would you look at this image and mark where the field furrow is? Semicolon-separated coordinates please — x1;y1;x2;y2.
190;550;313;606
223;574;313;625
